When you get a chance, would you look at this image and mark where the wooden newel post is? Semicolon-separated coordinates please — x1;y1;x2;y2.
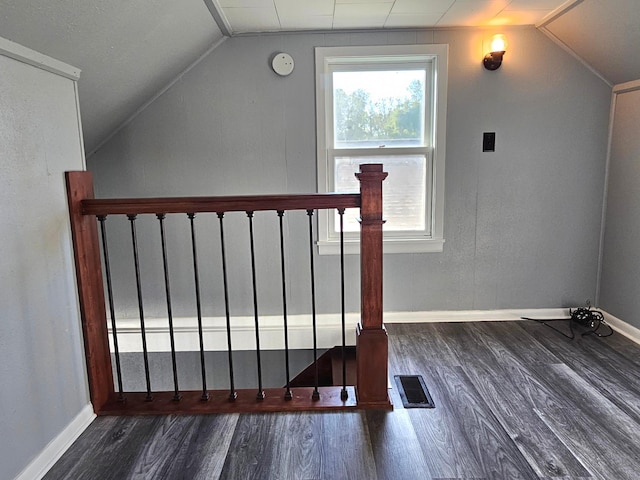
66;171;114;413
355;164;392;409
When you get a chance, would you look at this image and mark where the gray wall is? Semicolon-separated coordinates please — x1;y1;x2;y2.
0;52;89;478
599;86;640;329
88;26;611;318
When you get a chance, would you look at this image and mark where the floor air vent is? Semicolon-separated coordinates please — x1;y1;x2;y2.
395;375;435;408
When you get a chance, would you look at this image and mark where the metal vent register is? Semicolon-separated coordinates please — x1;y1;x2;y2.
395;375;435;408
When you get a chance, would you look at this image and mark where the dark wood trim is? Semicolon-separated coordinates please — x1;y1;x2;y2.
81;193;361;216
98;387;357;415
356;324;392;409
66;171;114;411
357;164;387;330
355;164;391;409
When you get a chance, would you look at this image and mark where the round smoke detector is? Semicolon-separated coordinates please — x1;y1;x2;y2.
272;52;294;76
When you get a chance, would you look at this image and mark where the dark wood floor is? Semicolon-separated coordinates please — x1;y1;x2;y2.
45;321;640;479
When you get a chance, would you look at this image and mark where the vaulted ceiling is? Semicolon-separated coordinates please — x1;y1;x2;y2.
539;0;640;86
0;0;638;156
0;0;223;154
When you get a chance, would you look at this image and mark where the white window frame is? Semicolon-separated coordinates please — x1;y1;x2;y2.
315;44;448;255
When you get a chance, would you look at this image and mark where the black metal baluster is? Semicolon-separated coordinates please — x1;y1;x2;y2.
338;209;348;400
247;211;265;401
217;212;237;401
188;213;209;401
307;209;320;401
97;215;125;402
128;214;153;401
277;211;292;401
157;214;181;401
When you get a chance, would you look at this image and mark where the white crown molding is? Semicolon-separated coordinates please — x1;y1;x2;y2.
613;79;640;95
203;0;232;37
14;404;95;480
596;82;640;303
596;90;617;305
0;36;80;81
536;0;584;29
73;82;87;171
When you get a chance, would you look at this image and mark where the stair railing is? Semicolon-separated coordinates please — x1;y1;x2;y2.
66;163;390;414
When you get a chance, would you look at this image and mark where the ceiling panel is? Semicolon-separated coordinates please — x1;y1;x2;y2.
274;0;334;16
507;0;563;9
335;0;393;3
391;0;455;14
385;13;446;28
218;0;273;7
437;0;511;26
279;15;334;30
489;10;548;25
215;0;570;34
223;7;281;32
333;2;394;28
334;2;394;17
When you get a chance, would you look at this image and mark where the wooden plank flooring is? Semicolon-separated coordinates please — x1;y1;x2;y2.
44;321;640;479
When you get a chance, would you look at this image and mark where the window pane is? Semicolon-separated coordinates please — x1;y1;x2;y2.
334;156;427;232
333;70;426;148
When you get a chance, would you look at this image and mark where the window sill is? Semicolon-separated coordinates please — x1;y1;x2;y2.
317;237;444;255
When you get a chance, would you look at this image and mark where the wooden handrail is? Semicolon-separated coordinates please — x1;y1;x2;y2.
66;164;391;414
81;193;361;216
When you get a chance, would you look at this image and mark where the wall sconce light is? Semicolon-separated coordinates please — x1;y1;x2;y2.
483;34;507;71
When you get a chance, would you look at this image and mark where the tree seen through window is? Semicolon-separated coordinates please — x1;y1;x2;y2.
333;70;425;147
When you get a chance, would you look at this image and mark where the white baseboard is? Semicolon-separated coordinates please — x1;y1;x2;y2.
602;311;640;345
110;308;570;353
110;313;363;353
384;308;569;323
14;403;95;480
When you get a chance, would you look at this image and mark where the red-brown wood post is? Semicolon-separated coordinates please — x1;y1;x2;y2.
66;171;114;412
355;164;392;409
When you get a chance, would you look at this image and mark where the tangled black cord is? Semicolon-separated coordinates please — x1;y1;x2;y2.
522;306;613;340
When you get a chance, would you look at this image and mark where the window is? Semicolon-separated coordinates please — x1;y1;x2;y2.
315;45;448;254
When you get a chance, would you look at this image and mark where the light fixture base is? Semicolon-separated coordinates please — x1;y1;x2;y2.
483;51;505;71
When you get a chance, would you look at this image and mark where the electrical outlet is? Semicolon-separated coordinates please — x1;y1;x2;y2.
483;132;495;152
